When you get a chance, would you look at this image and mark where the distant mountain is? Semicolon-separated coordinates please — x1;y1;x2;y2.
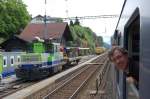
103;42;111;49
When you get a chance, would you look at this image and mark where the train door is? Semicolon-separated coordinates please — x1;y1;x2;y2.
52;43;58;73
53;43;63;72
124;8;140;99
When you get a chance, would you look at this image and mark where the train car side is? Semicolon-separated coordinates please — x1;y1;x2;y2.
63;47;81;66
112;0;150;99
0;52;24;79
63;47;91;66
78;47;90;56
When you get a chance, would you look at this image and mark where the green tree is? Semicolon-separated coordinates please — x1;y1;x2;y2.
69;20;74;26
0;0;31;39
69;24;104;53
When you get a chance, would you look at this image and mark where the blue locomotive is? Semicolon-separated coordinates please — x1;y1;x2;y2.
15;38;65;80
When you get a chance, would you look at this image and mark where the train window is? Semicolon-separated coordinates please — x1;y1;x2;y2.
48;44;54;53
124;8;140;98
10;56;14;66
17;56;21;63
125;14;139;82
22;54;41;63
53;45;57;52
56;45;59;52
3;56;7;67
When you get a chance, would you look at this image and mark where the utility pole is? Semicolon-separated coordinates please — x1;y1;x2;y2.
65;0;69;19
44;0;48;40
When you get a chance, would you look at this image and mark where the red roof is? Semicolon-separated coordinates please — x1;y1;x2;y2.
19;22;68;42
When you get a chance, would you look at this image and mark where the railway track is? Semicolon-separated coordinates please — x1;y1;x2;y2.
1;55;96;98
44;54;107;99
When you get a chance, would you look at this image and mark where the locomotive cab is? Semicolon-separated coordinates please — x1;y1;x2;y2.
15;38;65;80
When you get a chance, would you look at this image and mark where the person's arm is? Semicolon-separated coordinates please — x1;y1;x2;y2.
127;59;139;88
126;76;138;89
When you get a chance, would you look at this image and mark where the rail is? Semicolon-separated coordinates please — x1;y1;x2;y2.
3;54;102;99
43;65;100;99
43;54;107;99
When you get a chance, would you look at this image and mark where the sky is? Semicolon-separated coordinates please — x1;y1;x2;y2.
22;0;124;44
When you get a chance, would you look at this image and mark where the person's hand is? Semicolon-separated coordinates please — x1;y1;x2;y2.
126;77;135;84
